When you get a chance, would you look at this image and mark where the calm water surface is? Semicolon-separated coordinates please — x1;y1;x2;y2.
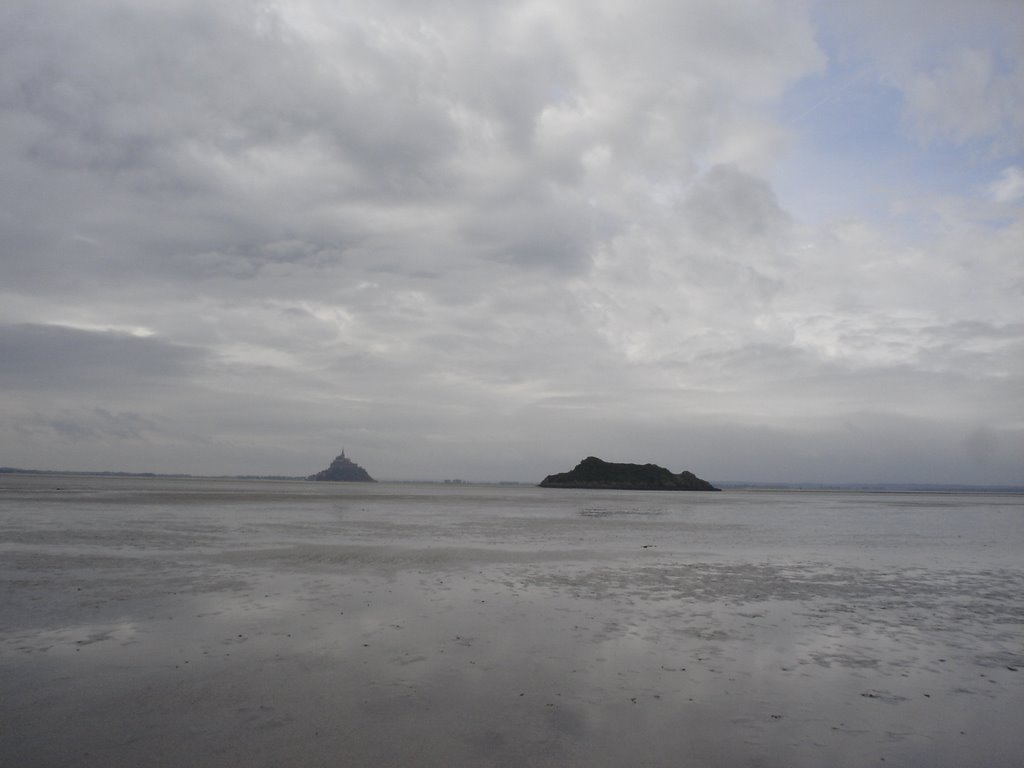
2;475;1022;767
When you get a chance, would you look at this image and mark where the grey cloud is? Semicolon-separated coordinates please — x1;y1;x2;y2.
1;3;455;258
963;425;998;467
0;324;205;390
14;408;159;443
916;321;1024;377
462;193;614;271
0;0;813;304
0;0;596;307
681;164;791;246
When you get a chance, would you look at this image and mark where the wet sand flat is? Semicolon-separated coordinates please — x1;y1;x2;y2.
2;475;1023;766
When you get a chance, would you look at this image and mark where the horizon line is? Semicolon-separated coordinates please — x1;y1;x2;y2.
1;467;1022;493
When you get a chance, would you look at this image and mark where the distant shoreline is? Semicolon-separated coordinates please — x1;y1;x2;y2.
0;467;303;481
1;467;1021;493
714;480;1024;493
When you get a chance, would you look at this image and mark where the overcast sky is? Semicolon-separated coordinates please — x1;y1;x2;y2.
1;0;1022;484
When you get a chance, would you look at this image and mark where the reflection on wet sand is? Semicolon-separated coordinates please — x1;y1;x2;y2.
1;475;1022;766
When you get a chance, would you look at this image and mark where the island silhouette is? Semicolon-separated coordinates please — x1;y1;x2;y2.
308;450;376;482
540;456;719;491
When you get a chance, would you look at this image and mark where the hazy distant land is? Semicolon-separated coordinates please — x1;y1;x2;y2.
0;465;1021;493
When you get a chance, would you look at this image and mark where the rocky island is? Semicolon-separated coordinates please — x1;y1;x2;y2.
308;450;376;482
540;456;719;491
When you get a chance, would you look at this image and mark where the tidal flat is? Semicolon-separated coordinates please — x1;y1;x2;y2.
1;475;1022;767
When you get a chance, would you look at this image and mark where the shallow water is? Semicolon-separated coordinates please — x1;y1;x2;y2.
1;475;1022;767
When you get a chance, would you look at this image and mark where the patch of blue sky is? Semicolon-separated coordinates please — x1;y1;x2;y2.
771;1;1023;230
773;58;1020;231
